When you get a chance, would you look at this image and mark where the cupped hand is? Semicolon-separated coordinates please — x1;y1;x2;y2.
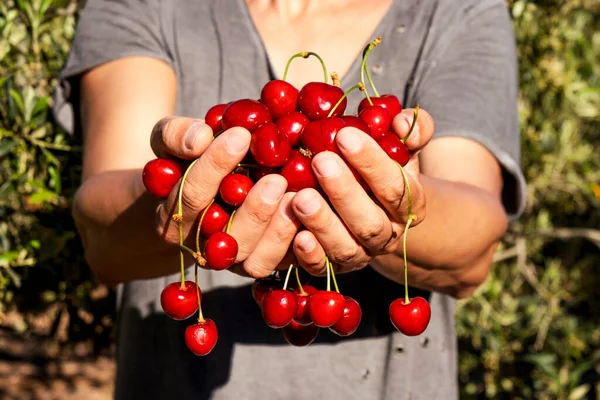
290;108;435;275
151;116;299;279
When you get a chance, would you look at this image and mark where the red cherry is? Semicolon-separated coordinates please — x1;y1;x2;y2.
221;99;272;132
389;296;431;336
276;111;310;147
358;94;402;118
251;276;282;306
219;173;254;206
359;105;392;139
329;296;362;336
308;290;345;328
260;80;299;118
301;117;346;155
376;133;410;166
142;158;182;198
282;320;319;347
160;281;199;320
204;104;228;135
249;122;292;167
280;150;319;192
199;202;229;236
251;166;280;182
340;115;371;135
293;285;318;325
185;319;218;356
298;82;346;120
261;289;298;328
204;232;238;270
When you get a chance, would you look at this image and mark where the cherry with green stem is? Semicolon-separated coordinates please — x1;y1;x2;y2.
358;36;403;118
261;265;298;328
388;162;431;336
293;267;317;325
308;257;345;328
204;209;238;271
160;159;203;321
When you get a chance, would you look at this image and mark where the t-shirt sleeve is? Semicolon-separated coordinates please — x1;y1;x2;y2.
52;0;173;135
411;0;527;221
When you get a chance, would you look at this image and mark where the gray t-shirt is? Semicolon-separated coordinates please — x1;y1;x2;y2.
53;0;527;399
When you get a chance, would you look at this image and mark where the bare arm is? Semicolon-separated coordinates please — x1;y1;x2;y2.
371;136;507;299
72;56;182;285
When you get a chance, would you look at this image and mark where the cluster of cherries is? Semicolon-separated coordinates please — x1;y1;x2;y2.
142;37;431;356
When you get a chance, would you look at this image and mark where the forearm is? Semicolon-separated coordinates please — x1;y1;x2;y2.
72;169;181;286
371;174;508;298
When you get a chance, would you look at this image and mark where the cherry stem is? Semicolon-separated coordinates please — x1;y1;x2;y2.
396;162;417;303
175;158;199;286
401;105;420;144
327;82;365;118
295;267;305;295
181;245;197;259
225;209;237;234
325;256;331;291
328;259;340;294
282;264;294;291
196;199;214;254
401;219;413;304
282;51;328;83
195;261;205;323
361;36;382;98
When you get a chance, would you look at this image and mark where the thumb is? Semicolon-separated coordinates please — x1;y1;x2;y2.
391;107;435;152
150;116;214;160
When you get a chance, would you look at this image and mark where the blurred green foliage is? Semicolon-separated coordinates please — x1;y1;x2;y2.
0;0;598;398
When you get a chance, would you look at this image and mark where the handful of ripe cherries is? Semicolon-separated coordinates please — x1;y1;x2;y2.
142;37;431;356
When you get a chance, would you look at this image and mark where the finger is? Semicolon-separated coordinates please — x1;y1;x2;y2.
291;188;370;273
150;116;214;159
391;107;435;152
310;150;395;254
156;127;251;243
227;174;288;261
240;192;301;278
336;127;426;226
293;230;327;275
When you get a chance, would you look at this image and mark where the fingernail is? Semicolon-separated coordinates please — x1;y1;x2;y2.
184;123;203;150
261;179;286;204
297;234;316;253
313;155;341;178
337;129;363;154
226;130;250;154
296;193;321;216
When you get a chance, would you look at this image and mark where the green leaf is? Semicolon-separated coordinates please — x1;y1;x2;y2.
48;165;61;193
27;188;58;205
0;139;17;159
523;354;558;378
0;251;20;267
9;89;25;117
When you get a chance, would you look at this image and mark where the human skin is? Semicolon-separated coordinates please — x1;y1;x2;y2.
72;0;508;299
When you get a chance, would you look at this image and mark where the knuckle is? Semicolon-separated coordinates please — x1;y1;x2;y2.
333;246;359;266
205;149;235;178
245;201;276;228
355;217;387;250
180;178;210;213
243;258;273;279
